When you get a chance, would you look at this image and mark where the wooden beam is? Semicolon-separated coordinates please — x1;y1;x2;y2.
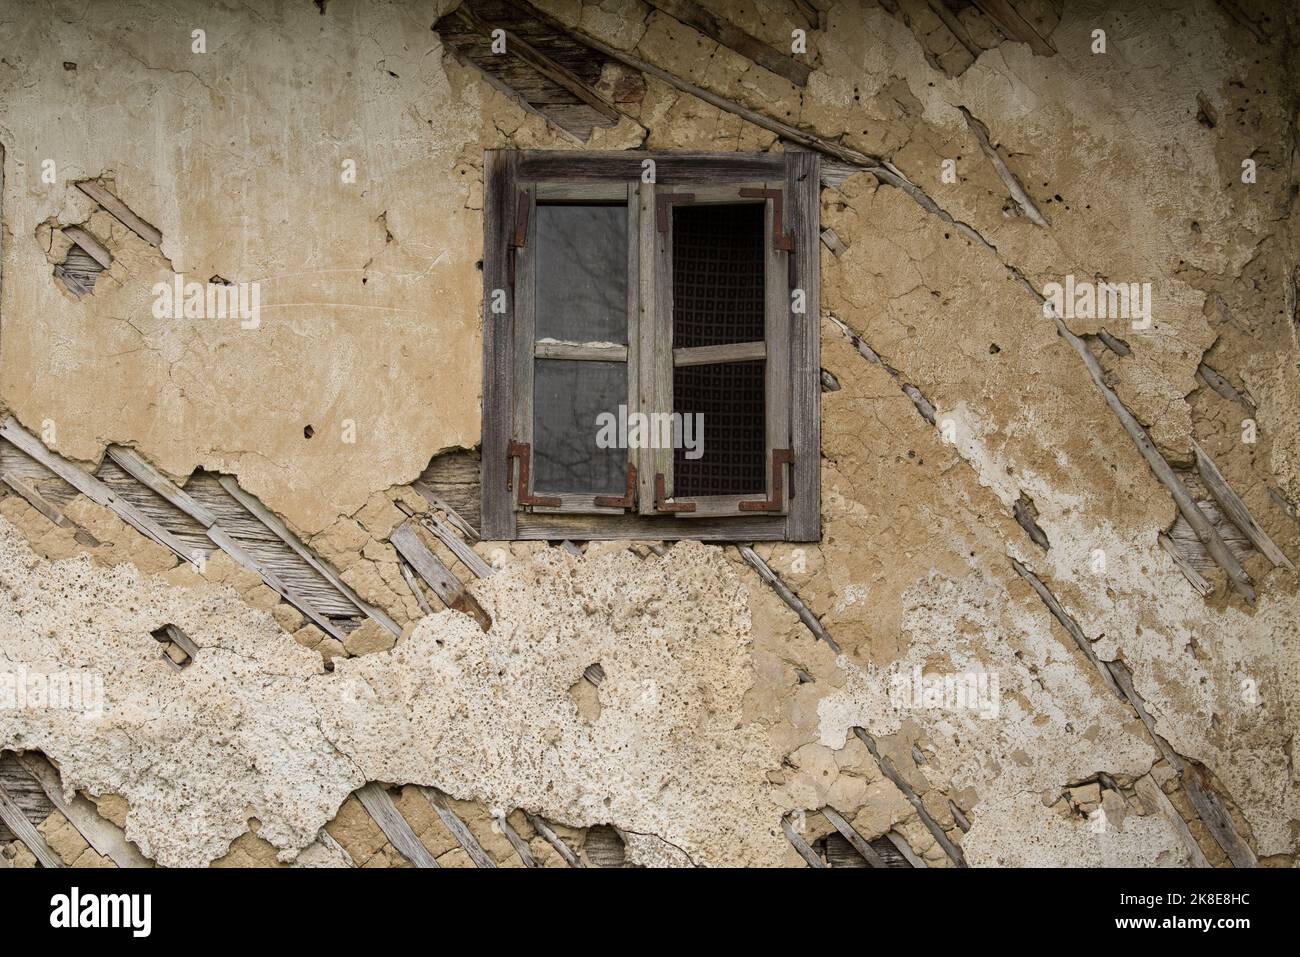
420;787;498;868
74;180;163;247
0;780;62;867
1;471;73;527
672;341;766;366
15;754;151;868
885;830;926;867
355;783;441;868
1134;774;1209;868
422;515;494;579
643;0;811;87
216;475;402;635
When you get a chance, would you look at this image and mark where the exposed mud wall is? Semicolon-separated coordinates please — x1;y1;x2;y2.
1;0;1298;867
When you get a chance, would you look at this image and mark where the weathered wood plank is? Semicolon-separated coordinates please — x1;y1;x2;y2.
673;341;765;367
781;815;826;867
518;512;787;540
390;522;492;631
738;546;839;651
74;180;163;247
0;418;195;563
1134;773;1210;867
517;150;789;185
355;783;440;868
423;515;494;579
885;830;926;867
481;150;518;539
494;812;537;867
1;471;73;527
534;339;628;361
216;475;402;634
523;811;583;867
1158;530;1213;596
60;224;113;268
1193;441;1295;571
107;446;217;527
420;787;498;868
821;805;888;868
786;150;821;541
15;754;151;868
0;780;62;867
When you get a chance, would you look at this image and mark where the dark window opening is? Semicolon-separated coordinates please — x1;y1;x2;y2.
672;203;765;348
673;360;765;496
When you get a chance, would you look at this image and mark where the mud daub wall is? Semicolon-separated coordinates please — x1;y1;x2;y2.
0;0;1298;868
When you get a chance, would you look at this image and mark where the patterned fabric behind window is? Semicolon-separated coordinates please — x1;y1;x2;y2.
672;203;765;348
673;361;766;496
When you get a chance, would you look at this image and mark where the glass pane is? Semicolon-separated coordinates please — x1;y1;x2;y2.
673;203;765;348
536;204;627;344
673;360;765;496
533;359;628;494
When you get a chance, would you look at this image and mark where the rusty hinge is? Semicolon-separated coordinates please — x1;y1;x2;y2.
594;462;638;509
507;440;561;508
653;472;695;512
656;192;696;232
738;449;794;511
512;190;530;247
738;188;793;251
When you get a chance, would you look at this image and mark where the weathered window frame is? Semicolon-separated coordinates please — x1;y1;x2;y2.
482;150;820;542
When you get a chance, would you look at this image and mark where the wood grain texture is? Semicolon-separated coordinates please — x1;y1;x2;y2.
355;783;440;868
482;150;519;539
785;150;821;541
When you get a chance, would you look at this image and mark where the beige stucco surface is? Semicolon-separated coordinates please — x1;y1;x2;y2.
1;0;1297;867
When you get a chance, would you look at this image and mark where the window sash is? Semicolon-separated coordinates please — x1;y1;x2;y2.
513;181;639;514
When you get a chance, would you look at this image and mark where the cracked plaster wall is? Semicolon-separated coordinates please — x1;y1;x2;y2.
1;0;1298;866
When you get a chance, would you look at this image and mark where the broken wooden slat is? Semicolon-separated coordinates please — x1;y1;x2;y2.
0;780;62;868
314;827;355;867
1011;557;1122;697
738;545;840;652
390;522;491;631
1198;363;1254;410
885;830;926;867
422;514;494;579
1192;441;1295;571
15;754;151;868
780;815;826;867
852;728;967;866
523;811;583;867
205;524;347;641
971;0;1057;56
215;475;402;635
959;107;1049;227
1158;531;1213;596
355;783;440;868
821;806;887;868
1046;316;1257;603
643;0;811;86
399;560;435;616
1;471;73;527
453;5;620;124
819;226;846;256
74;180;163;247
60;224;113;269
1134;774;1209;867
107;446;217;527
494;812;537;867
524;3;878;167
420;787;498;868
926;0;983;59
0;418;195;563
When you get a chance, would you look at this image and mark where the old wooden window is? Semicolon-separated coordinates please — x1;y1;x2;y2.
482;150;820;542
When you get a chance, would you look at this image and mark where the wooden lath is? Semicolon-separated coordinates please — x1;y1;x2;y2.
435;0;620;140
0;420;397;638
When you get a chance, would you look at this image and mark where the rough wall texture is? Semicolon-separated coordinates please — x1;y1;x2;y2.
1;0;1297;867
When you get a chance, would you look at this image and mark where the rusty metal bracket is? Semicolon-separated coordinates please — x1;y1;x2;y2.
739;187;793;251
654;472;696;512
656;192;696;232
739;449;794;511
512;190;530;247
507;441;561;508
594;462;638;509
